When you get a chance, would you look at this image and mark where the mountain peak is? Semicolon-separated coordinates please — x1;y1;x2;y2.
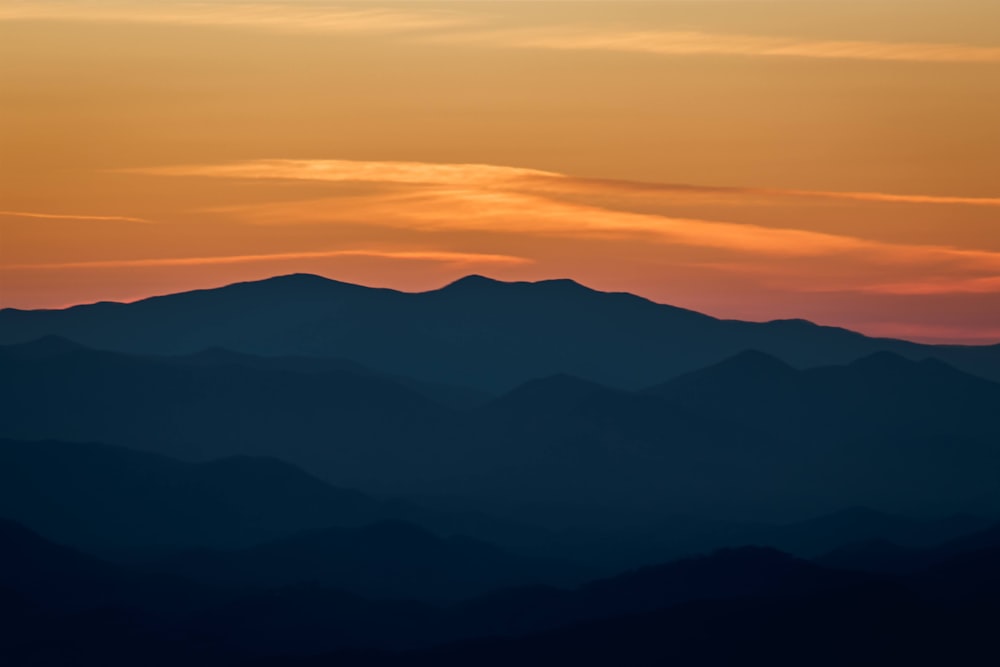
675;348;794;382
534;277;588;290
0;335;87;360
265;272;333;283
645;349;795;398
714;349;795;374
248;273;353;291
443;274;506;290
441;275;593;294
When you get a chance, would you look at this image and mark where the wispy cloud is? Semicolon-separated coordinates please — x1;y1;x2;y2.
856;322;1000;345
129;159;1000;209
0;210;151;223
451;27;1000;64
8;3;998;65
551;178;1000;209
5;249;531;271
131;158;1000;296
0;2;469;34
861;275;1000;295
131;159;554;188
214;186;1000;268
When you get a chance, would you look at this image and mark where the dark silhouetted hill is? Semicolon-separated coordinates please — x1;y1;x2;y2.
0;341;482;490
0;439;557;561
4;338;1000;524
3;273;999;390
819;520;1000;574
142;519;585;602
0;438;382;554
5;515;1000;666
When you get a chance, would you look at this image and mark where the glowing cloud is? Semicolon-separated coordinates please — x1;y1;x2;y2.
0;210;151;223
861;276;1000;295
134;158;1000;297
0;2;469;34
454;27;1000;64
4;249;531;271
548;178;1000;209
132;159;556;188
129;159;1000;209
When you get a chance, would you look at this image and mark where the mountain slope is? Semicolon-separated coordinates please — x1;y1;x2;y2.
0;340;478;489
143;520;585;602
4;338;1000;522
0;438;383;553
3;273;999;390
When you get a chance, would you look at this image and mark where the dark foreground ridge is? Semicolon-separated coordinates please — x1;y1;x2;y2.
3;514;1000;666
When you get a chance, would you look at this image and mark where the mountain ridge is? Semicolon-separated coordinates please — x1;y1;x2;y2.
6;273;998;391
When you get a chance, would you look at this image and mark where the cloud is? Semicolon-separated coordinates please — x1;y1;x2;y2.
0;210;151;223
855;322;1000;345
8;4;998;65
211;186;1000;272
0;2;469;35
548;178;1000;209
449;27;1000;64
131;159;555;188
129;159;1000;209
5;248;532;271
861;275;1000;295
131;158;1000;296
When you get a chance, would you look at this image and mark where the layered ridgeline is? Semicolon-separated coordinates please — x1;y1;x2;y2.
4;513;1000;667
2;273;999;390
4;274;1000;665
2;336;999;522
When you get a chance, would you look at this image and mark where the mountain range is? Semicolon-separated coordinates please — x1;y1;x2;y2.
4;273;1000;665
3;330;999;521
4;514;1000;666
3;273;999;391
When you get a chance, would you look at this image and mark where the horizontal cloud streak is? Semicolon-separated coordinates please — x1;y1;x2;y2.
132;159;554;188
0;210;151;223
862;276;1000;295
8;4;997;65
132;158;1000;296
454;27;1000;64
130;159;1000;209
0;2;468;34
5;249;532;271
556;177;1000;209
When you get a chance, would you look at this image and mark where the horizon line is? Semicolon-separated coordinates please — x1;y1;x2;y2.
4;270;996;348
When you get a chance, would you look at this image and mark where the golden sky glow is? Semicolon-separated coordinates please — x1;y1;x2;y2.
1;1;998;343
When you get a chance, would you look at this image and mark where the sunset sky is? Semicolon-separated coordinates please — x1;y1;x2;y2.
2;0;999;343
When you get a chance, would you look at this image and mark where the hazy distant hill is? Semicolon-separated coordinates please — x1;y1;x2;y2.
0;438;554;559
0;438;381;553
0;339;479;490
3;337;1000;522
2;273;999;390
818;519;1000;574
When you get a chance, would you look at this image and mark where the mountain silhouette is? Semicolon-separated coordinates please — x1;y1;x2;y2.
0;340;482;490
0;438;384;554
819;520;1000;574
4;337;1000;523
5;511;1000;666
3;273;999;390
5;273;1000;665
143;519;585;602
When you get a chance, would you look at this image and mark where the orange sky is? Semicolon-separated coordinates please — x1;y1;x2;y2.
2;1;999;343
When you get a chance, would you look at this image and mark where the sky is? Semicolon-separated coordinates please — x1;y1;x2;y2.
1;0;998;343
